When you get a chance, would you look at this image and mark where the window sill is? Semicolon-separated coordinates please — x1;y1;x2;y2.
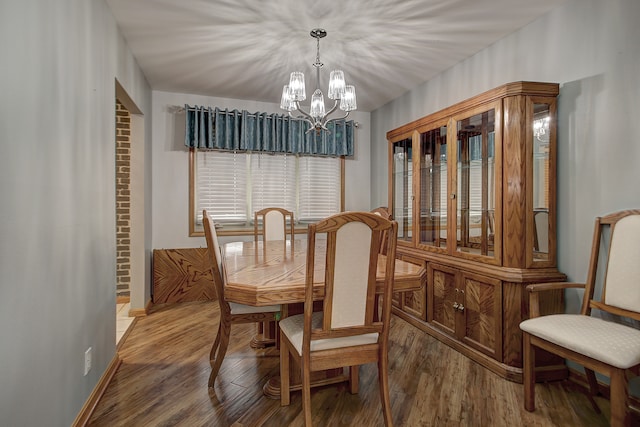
191;223;311;237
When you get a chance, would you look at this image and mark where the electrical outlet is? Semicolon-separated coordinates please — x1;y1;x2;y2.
84;347;92;376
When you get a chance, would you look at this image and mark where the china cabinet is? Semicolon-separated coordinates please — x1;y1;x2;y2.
387;82;566;382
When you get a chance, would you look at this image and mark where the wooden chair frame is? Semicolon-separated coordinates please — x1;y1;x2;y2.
522;209;640;427
279;211;398;426
371;206;392;255
203;210;280;387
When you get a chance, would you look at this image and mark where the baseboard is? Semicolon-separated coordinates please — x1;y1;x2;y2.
116;316;139;352
116;295;130;304
128;298;152;317
72;352;122;427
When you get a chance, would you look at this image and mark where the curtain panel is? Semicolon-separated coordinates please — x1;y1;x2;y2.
184;105;354;157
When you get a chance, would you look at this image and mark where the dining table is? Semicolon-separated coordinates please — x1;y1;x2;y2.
221;238;426;399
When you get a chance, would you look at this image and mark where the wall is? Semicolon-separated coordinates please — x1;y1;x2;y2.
371;0;640;309
151;90;371;249
0;1;152;425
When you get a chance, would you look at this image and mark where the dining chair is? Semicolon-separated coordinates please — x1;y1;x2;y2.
254;207;295;243
202;210;281;387
520;209;640;427
279;211;398;426
253;207;294;344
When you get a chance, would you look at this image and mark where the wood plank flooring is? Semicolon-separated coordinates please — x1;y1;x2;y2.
89;301;625;426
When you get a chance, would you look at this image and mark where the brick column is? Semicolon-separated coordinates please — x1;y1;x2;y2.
115;100;131;298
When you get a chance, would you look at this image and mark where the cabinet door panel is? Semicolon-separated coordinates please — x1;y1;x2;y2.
400;255;427;320
418;123;448;250
452;102;501;263
391;137;414;243
428;263;457;336
403;289;426;320
460;272;502;360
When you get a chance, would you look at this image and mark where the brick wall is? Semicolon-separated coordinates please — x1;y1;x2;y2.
116;100;131;298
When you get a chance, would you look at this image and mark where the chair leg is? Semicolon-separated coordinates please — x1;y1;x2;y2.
523;333;535;412
609;369;629;427
208;319;231;387
584;368;602;414
378;356;393;427
280;334;291;406
209;322;222;365
301;356;313;427
349;365;359;394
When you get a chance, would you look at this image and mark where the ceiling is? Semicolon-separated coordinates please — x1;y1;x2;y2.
106;0;567;112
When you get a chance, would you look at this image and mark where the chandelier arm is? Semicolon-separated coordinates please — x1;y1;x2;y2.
323;99;340;121
325;111;351;127
287;110;314;128
294;101;319;127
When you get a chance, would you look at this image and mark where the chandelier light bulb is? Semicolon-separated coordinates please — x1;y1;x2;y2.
328;70;346;100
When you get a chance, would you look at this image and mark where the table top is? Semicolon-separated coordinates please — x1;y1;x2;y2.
223;239;426;306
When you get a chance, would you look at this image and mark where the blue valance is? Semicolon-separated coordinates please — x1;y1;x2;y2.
184;105;354;157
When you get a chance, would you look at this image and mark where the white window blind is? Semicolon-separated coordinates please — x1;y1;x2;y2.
298;156;340;222
250;153;296;214
194;150;341;226
196;150;248;224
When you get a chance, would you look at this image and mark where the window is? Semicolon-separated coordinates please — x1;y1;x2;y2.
190;148;344;235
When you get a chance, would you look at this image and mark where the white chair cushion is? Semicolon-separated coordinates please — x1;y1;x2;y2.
230;302;280;315
279;312;379;356
520;314;640;369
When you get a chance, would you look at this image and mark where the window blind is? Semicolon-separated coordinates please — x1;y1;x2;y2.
196;150;248;224
194;150;341;225
298;156;340;222
250;153;297;214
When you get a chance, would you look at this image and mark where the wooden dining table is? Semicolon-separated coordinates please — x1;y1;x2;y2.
221;239;426;399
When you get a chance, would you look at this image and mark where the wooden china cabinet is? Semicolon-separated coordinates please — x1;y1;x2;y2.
387;82;566;382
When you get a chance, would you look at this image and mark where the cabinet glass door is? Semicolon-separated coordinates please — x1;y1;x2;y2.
419;125;447;249
455;108;496;257
392;137;413;242
532;103;552;261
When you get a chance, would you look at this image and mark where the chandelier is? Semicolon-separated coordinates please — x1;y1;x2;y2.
280;28;357;133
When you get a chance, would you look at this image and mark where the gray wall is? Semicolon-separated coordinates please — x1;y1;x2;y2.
0;1;152;426
371;0;640;311
151;90;371;249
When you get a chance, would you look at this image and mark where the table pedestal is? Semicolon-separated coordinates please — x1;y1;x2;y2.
250;320;277;349
263;368;348;400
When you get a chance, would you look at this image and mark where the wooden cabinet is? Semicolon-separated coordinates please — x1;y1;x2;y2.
388;82;566;382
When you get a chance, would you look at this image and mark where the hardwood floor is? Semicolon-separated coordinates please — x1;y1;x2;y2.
89;301;625;426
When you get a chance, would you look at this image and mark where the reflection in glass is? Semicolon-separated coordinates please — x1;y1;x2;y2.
392;138;413;242
419;126;447;249
533;103;550;260
456;109;495;256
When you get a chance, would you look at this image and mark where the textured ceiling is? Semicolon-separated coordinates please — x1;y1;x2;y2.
106;0;567;112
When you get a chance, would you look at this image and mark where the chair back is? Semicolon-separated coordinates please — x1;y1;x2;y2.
254;207;295;242
203;210;229;311
371;207;392;255
304;212;398;346
582;209;640;318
